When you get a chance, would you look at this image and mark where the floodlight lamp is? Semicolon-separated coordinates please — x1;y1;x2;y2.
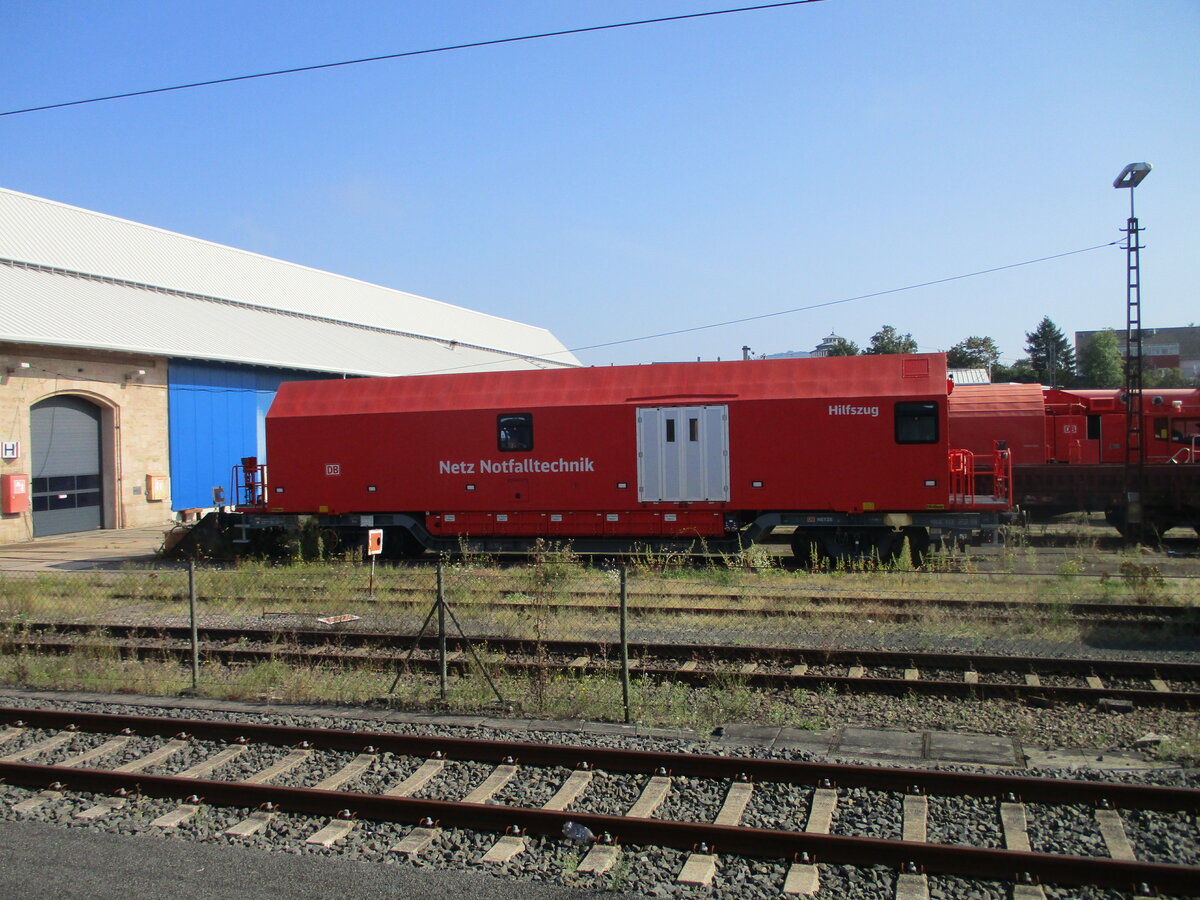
1113;162;1152;189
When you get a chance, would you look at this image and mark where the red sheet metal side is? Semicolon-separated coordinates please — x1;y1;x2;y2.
947;384;1047;465
262;354;956;527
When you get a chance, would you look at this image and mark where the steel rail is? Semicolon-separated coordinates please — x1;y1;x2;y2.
0;761;1194;893
2;707;1196;811
13;622;1200;678
77;586;1200;622
6;637;1197;708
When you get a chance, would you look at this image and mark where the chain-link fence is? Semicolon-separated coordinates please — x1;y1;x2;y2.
1;553;1196;724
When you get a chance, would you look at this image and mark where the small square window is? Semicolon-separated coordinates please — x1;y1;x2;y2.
895;401;939;444
498;413;533;451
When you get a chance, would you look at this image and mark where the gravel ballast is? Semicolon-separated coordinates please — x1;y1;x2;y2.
1;690;1196;900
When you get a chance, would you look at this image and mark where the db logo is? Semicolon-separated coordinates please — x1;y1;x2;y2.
325;464;341;476
1062;424;1078;434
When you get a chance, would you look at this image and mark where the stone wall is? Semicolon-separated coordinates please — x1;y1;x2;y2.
0;342;172;544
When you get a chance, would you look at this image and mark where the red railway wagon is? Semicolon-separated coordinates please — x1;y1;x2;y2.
183;353;1012;563
948;384;1200;535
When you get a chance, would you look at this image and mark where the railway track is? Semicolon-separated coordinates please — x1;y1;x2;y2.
0;705;1196;897
24;583;1200;631
6;623;1199;709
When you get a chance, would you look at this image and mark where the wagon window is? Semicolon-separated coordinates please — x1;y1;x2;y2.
1172;418;1200;444
894;401;939;444
498;414;533;451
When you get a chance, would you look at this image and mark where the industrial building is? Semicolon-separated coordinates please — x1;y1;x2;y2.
0;188;577;541
1076;326;1200;380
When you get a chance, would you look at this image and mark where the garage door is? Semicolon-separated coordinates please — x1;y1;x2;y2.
31;396;103;536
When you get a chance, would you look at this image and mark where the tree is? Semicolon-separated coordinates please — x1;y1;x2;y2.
992;358;1039;383
1076;329;1123;388
1145;367;1189;389
946;336;1001;373
824;337;860;356
865;325;918;355
1024;317;1075;387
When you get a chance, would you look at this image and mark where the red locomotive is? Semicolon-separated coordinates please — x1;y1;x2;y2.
189;353;1013;562
948;384;1200;536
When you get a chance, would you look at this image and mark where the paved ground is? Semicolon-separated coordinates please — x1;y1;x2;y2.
0;820;615;900
0;523;171;571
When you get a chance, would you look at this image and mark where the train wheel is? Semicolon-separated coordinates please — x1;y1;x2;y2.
809;528;898;567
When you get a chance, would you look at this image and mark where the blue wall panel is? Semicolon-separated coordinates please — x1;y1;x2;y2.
168;361;331;511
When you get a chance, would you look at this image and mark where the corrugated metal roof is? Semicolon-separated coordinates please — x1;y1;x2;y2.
948;382;1045;416
947;368;991;385
0;262;565;376
0;187;577;372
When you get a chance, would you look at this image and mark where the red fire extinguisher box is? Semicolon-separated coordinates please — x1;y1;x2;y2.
1;473;30;514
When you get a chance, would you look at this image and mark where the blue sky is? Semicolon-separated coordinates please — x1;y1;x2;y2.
4;0;1197;369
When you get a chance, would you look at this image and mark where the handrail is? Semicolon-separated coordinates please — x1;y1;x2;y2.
991;442;1013;506
948;449;975;502
231;458;268;508
1169;443;1197;464
948;443;1013;509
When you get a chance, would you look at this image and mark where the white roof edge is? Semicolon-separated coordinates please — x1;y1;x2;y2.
0;187;577;363
0;258;575;369
0;187;533;329
2;332;573;377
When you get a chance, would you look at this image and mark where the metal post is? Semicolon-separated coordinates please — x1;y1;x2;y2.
620;565;631;724
437;558;447;701
1123;205;1145;539
369;556;376;596
188;560;199;692
1114;162;1151;541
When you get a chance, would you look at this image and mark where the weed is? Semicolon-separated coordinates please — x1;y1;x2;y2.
1119;561;1168;604
608;852;632;892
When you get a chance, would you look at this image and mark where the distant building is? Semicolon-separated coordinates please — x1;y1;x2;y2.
763;333;846;361
1075;326;1200;378
811;333;846;358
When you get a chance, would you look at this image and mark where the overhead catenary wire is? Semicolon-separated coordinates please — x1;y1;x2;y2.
0;1;828;118
408;239;1123;375
565;241;1121;355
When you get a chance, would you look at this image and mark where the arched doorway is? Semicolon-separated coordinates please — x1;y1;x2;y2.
31;395;104;536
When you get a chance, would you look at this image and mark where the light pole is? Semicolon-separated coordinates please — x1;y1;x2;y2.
1113;162;1152;539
